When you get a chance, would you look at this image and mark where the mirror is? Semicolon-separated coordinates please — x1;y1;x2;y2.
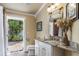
49;6;63;37
67;3;76;19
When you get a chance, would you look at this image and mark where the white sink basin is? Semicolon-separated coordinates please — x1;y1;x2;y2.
45;40;59;46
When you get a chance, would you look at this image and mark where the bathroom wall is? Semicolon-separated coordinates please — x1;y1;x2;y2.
72;20;79;44
71;20;79;55
36;4;49;40
65;19;79;56
26;16;36;45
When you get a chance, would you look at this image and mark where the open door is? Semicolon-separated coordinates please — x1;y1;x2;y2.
0;5;5;56
5;15;26;56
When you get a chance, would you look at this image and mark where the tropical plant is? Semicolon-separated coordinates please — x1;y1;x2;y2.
8;19;23;41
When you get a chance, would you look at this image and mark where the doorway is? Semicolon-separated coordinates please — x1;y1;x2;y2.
5;15;26;56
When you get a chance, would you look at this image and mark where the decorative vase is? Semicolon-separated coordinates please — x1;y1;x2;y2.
63;30;70;46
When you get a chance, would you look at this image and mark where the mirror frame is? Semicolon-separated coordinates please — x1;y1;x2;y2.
66;3;77;20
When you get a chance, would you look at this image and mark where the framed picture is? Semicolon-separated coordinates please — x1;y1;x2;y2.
67;3;76;19
37;21;42;31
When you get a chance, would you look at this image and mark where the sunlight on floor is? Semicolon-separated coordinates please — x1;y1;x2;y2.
7;41;35;56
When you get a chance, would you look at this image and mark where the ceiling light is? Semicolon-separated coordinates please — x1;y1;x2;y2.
47;3;60;13
47;6;52;13
51;4;55;10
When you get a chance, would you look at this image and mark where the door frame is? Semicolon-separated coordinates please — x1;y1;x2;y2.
5;14;27;55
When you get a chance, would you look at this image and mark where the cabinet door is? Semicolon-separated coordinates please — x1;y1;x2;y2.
39;46;47;56
35;40;53;56
44;43;52;56
39;41;52;56
35;46;40;56
35;40;40;56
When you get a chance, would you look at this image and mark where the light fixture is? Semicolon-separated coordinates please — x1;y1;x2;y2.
47;3;60;14
50;4;55;11
47;6;52;13
51;4;55;9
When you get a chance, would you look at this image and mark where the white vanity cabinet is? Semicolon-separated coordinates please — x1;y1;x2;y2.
35;40;40;56
35;40;53;56
35;40;64;56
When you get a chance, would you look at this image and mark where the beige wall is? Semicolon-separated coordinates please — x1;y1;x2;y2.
72;20;79;44
71;20;79;55
36;4;49;40
26;16;36;44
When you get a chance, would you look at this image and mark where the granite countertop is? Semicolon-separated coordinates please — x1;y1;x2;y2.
35;39;79;53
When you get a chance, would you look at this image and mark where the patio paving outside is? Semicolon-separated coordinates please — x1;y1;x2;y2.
8;41;23;51
7;41;35;56
7;41;27;56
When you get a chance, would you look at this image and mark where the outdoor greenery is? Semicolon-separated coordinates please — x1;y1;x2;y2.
8;19;23;41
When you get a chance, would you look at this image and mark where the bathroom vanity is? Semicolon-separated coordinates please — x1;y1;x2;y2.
35;40;53;56
35;39;64;56
35;38;79;56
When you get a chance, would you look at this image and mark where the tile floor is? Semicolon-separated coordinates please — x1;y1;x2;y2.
7;41;35;56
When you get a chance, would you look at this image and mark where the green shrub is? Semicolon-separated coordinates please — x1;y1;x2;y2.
8;19;23;41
